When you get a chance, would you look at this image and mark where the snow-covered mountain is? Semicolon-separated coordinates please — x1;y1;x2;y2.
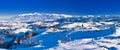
0;13;120;50
9;13;73;22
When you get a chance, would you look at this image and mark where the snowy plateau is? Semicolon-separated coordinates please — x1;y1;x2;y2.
0;13;119;50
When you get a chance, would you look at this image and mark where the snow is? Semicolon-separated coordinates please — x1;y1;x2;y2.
18;12;42;16
33;45;44;48
32;22;43;25
95;22;103;26
48;39;107;50
51;14;73;18
60;14;73;18
0;27;9;29
109;28;120;37
48;27;120;50
12;28;31;34
11;13;77;22
0;13;119;50
0;49;6;50
61;22;90;28
61;22;100;31
41;30;51;35
52;22;59;25
100;22;114;25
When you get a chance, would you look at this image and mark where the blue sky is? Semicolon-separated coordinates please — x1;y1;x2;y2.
0;0;120;16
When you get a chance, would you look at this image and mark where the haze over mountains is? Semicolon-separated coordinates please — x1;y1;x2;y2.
1;12;119;22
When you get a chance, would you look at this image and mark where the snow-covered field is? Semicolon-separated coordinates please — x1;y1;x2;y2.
49;28;120;50
0;13;119;50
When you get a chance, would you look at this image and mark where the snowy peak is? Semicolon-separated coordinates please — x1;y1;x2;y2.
18;13;73;18
18;12;42;16
10;13;73;22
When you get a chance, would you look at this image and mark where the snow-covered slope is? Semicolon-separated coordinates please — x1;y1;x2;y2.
1;13;120;50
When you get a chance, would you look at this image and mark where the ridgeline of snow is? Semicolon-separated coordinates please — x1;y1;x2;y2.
12;28;31;34
9;13;74;22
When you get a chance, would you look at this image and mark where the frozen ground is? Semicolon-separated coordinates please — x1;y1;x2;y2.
49;27;120;50
0;13;119;50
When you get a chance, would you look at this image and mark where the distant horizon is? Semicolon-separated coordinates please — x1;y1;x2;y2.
2;12;120;18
